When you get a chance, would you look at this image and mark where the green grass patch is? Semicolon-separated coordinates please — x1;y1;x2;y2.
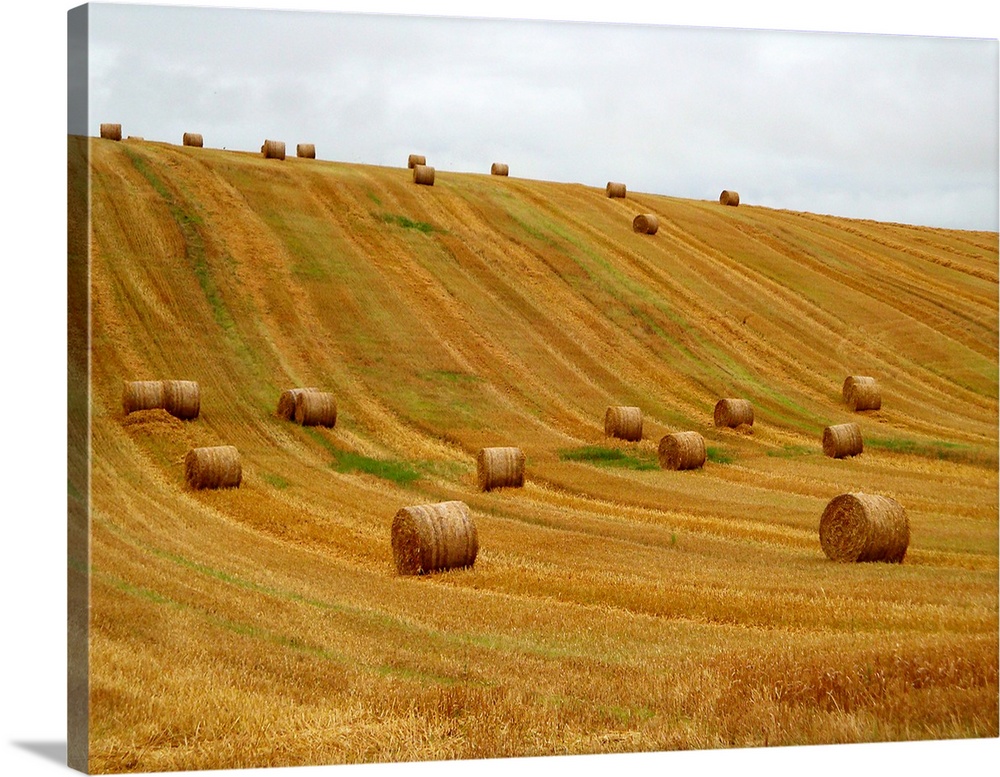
767;444;816;458
420;369;482;384
866;436;993;465
261;472;290;490
330;451;422;485
559;446;659;471
378;211;438;233
302;427;422;485
706;446;735;464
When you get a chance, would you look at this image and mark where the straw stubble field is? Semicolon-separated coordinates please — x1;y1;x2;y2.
75;135;999;773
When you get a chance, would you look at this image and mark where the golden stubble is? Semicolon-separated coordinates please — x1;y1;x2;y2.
84;138;999;773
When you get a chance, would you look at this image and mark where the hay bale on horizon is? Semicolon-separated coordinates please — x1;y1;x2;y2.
842;375;882;411
606;182;627;198
185;445;242;490
122;380;165;416
296;143;316;159
413;164;435;186
293;390;337;427
391;500;478;575
276;387;320;420
714;398;754;428
720;190;740;206
605;406;643;441
823;422;864;459
262;139;286;160
632;213;659;234
819;492;909;563
408;154;426;169
100;123;122;141
477;447;525;491
490;162;509;176
162;380;200;420
182;132;203;147
658;431;706;470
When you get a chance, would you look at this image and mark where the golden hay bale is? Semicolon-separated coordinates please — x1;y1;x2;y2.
604;406;643;441
849;383;882;411
632;213;659;234
296;143;316;159
822;422;864;459
185;445;242;490
182;132;203;147
841;375;875;402
122;380;165;415
408;154;427;169
606;182;627;198
293;390;337;427
100;123;122;141
720;190;740;206
714;398;754;428
161;380;200;420
413;164;435;186
391;500;478;575
491;162;509;176
819;492;909;563
842;375;881;411
477;447;525;491
658;431;706;470
276;387;320;421
262;139;286;160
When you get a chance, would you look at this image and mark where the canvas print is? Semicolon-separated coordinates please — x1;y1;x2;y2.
67;3;999;774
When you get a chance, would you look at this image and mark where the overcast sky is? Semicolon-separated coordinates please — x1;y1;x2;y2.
78;1;999;231
0;7;998;777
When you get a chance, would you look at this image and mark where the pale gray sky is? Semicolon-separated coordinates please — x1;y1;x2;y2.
78;2;999;230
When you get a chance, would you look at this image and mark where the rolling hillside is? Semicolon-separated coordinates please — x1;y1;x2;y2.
73;135;998;772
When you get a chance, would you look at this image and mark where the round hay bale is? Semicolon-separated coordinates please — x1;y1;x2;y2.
262;139;286;160
720;190;740;206
122;380;165;415
606;182;627;198
276;387;320;421
413;164;435;186
822;422;864;459
490;162;509;176
408;154;426;169
819;492;909;563
185;445;242;490
162;380;200;420
632;213;659;234
100;123;122;141
182;132;203;147
604;406;643;441
296;143;316;159
477;447;525;491
658;431;706;470
391;500;478;575
841;375;875;403
714;398;754;428
293;390;337;427
842;375;881;411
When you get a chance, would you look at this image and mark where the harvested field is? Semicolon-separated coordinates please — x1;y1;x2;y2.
76;135;999;774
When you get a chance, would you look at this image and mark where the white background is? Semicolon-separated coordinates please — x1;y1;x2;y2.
1;2;997;777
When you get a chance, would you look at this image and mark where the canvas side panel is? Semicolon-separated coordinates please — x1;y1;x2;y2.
67;4;91;773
